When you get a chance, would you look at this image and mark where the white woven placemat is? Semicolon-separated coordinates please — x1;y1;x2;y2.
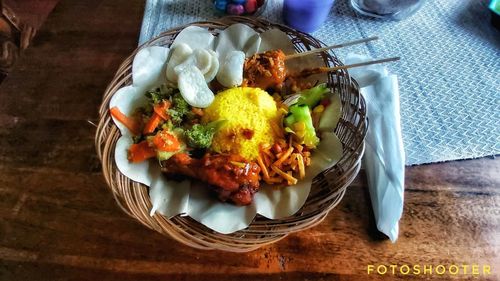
139;0;500;165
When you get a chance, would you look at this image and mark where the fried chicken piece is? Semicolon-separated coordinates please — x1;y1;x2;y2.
162;153;261;205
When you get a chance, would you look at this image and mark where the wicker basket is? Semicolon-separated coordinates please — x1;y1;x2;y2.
95;16;367;252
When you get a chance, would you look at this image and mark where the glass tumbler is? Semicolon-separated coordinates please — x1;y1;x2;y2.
350;0;426;20
283;0;336;33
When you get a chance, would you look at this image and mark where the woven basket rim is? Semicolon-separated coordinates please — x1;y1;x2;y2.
95;16;367;252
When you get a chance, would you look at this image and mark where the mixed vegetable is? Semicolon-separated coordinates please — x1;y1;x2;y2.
283;83;330;148
110;86;225;164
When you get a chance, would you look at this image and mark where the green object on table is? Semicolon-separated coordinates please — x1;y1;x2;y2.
490;0;500;14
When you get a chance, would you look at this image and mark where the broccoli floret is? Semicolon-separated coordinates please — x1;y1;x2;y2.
168;93;191;124
145;85;174;104
184;120;227;149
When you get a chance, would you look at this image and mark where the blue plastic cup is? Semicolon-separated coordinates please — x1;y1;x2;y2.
283;0;336;33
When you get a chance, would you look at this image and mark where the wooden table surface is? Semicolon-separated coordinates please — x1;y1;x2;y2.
1;1;499;280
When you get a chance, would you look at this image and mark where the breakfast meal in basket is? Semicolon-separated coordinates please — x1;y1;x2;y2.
103;20;369;236
111;67;335;205
108;22;347;205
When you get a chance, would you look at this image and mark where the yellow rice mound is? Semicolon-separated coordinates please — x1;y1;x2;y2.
203;87;279;161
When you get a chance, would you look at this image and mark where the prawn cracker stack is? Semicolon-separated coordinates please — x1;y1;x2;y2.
96;17;367;252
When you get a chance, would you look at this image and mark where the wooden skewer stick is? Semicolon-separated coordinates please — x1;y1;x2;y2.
290;57;401;78
285;36;379;60
325;56;401;71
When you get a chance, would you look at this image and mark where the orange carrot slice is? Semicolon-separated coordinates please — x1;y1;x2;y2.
128;140;156;163
153;101;170;120
152;130;180;152
143;113;163;134
110;107;141;136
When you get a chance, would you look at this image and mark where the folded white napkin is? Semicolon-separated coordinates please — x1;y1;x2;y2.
345;54;405;242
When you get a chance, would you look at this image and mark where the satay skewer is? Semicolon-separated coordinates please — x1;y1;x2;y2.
289;56;401;78
285;36;379;61
243;48;398;90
